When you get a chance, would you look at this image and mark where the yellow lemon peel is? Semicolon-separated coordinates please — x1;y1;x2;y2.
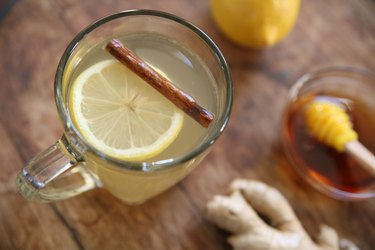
210;0;300;48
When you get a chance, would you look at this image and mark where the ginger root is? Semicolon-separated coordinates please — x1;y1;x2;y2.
206;179;359;250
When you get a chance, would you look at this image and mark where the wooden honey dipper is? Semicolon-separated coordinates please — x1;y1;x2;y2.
305;101;375;177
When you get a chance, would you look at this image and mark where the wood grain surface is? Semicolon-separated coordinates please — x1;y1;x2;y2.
1;0;375;249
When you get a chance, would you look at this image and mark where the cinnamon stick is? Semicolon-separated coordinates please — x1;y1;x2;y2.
105;39;214;128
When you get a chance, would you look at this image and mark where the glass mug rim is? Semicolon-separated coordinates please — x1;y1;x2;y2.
54;9;233;172
283;65;375;200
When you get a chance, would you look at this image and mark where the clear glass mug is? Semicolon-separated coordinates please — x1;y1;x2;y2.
16;10;233;204
282;66;375;200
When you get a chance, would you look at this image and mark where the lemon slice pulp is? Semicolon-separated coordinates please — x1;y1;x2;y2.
69;60;184;161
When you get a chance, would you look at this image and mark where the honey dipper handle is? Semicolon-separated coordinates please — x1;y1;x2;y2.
345;140;375;177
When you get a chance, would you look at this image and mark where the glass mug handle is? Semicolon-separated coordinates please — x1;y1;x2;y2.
16;135;101;202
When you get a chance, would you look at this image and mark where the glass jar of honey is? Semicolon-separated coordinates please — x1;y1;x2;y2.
282;66;375;200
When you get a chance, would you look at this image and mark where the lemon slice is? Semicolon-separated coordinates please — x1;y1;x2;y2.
69;60;184;161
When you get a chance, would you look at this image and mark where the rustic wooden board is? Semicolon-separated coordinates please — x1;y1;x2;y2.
0;0;374;249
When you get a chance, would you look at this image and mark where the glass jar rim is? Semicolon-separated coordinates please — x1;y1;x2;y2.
288;65;375;102
54;9;233;172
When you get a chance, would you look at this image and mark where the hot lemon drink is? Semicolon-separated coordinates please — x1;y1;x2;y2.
66;34;219;202
17;11;232;204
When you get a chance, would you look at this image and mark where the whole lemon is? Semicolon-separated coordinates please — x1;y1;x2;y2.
210;0;300;48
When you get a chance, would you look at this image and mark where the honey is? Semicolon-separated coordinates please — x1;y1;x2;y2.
284;95;375;194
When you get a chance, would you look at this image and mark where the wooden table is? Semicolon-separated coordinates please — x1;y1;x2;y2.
1;0;374;249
